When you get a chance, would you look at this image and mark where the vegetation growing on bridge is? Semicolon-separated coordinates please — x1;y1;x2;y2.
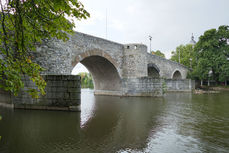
151;50;165;58
171;25;229;85
0;0;89;97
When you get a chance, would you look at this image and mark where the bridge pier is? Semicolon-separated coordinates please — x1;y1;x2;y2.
12;75;81;111
0;76;195;112
122;78;163;96
93;77;163;97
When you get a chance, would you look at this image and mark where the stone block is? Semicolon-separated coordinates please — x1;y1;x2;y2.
9;74;81;111
69;93;81;100
67;88;81;93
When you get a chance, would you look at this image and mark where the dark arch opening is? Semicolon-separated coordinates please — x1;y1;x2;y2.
172;70;182;79
73;55;122;94
147;63;160;78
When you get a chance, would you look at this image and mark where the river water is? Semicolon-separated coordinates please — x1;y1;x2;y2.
0;89;229;153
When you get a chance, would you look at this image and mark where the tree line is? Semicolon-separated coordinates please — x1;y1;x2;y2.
170;25;229;86
78;72;94;89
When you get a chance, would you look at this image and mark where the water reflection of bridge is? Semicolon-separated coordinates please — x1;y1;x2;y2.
0;90;166;152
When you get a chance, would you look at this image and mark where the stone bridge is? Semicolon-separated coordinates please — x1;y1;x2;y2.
33;31;190;96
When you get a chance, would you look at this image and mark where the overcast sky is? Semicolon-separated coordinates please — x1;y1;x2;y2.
75;0;229;57
72;0;229;73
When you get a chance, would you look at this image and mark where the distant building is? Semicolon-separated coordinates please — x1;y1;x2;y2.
189;33;196;45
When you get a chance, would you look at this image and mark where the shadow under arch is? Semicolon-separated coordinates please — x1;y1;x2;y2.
72;50;122;95
147;63;160;78
172;70;182;79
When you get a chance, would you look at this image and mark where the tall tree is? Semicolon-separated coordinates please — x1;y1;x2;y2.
0;0;89;97
170;44;195;68
191;25;229;83
151;50;165;58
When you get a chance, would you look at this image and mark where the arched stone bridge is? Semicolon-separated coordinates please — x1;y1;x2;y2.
34;31;190;96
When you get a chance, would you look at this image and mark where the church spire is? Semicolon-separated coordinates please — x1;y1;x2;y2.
189;33;196;45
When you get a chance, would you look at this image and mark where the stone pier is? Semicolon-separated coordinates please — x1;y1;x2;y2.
0;75;81;111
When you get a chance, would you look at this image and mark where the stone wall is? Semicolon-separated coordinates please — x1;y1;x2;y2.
122;77;163;96
34;32;124;76
165;79;195;92
71;32;124;76
12;75;81;111
0;88;13;108
33;31;190;80
12;31;193;99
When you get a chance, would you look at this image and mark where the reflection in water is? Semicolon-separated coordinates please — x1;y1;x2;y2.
80;89;95;128
79;89;166;152
0;89;229;153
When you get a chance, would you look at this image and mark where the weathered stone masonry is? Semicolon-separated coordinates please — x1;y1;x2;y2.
0;31;194;111
165;79;195;92
33;31;192;96
13;75;81;111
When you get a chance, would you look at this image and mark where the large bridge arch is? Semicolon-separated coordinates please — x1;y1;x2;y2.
72;50;122;95
72;50;120;69
147;63;160;78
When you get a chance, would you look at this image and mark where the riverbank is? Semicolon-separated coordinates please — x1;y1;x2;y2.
194;85;229;94
209;86;229;91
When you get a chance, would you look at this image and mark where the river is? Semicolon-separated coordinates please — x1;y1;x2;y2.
0;89;229;153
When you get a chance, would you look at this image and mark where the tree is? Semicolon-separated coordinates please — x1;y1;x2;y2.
78;72;94;88
219;62;229;85
0;0;89;97
170;44;195;68
151;50;165;58
191;25;229;84
190;58;210;85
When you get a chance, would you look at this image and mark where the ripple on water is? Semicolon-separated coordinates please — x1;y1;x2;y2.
0;91;229;153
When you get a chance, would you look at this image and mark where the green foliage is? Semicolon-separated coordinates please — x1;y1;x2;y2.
162;79;167;94
190;25;229;82
170;25;229;84
219;62;229;82
151;50;165;58
170;44;195;68
0;0;89;98
78;72;94;89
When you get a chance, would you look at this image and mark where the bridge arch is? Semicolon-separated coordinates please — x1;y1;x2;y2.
147;63;160;78
72;50;122;95
172;70;182;79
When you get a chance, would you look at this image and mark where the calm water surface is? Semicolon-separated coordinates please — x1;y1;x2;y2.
0;89;229;153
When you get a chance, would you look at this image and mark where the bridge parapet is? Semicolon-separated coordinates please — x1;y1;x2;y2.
146;53;189;79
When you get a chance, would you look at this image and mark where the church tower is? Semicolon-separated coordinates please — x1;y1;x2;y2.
189;33;196;45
